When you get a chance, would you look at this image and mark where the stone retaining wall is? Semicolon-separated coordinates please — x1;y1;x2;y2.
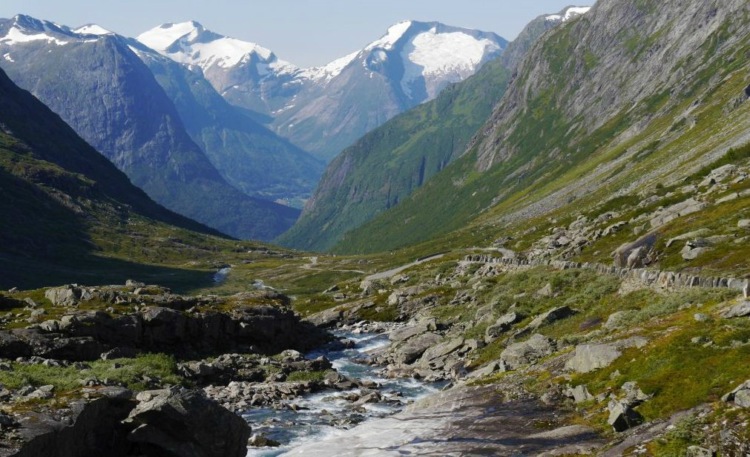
462;255;748;292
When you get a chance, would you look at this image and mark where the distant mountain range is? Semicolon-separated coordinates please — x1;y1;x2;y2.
138;20;508;161
0;14;507;241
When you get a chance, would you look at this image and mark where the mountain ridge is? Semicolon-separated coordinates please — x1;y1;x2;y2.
0;14;300;240
138;19;508;160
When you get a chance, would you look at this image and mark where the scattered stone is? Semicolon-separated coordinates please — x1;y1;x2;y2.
694;313;710;322
739;220;750;230
536;283;554;297
720;301;750;319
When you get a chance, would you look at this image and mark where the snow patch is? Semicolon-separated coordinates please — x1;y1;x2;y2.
400;29;500;98
301;50;359;81
0;26;69;46
3;53;13;62
546;6;591;22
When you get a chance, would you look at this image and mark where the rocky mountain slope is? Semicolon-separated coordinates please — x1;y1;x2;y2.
0;15;299;240
332;0;750;254
130;41;324;206
277;7;586;252
138;21;508;161
0;65;228;289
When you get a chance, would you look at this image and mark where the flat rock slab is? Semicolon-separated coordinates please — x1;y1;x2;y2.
283;385;604;456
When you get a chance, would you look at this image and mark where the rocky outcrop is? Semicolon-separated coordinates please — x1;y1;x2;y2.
126;388;251;457
0;286;329;361
3;387;250;457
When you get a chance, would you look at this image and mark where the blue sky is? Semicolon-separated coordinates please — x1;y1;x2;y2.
0;1;590;67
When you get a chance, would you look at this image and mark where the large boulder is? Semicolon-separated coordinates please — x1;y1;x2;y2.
393;332;442;364
500;334;556;370
565;344;622;374
7;391;135;457
613;232;658;268
721;301;750;319
44;286;81;307
126;388;252;457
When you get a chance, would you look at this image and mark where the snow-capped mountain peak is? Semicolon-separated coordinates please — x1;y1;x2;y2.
545;6;591;22
0;14;72;46
74;24;114;36
137;21;297;73
366;20;413;51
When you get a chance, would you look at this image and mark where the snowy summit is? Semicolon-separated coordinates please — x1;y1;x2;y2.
137;21;297;74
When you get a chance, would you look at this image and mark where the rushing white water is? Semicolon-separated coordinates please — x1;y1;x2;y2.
244;331;443;456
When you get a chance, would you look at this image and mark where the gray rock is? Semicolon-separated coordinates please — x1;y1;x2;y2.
44;286;81;307
739;219;750;229
419;337;465;364
501;334;556;370
468;361;503;379
394;332;442;364
720;380;750;403
565;344;622;374
485;312;522;341
389;319;437;343
566;384;593;403
734;389;750;408
101;347;137;360
536;283;554;297
613;233;658;268
528;306;575;330
686;446;715;457
694;313;710;322
38;320;61;333
126;388;251;457
720;301;750;319
607;400;643;432
649;198;707;229
621;381;652;406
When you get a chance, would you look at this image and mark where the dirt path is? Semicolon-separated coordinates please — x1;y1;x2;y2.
364;253;445;282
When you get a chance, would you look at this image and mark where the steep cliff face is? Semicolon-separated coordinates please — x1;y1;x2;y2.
476;0;750;172
332;0;750;254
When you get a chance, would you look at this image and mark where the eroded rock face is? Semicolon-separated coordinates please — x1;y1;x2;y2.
0;303;328;361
